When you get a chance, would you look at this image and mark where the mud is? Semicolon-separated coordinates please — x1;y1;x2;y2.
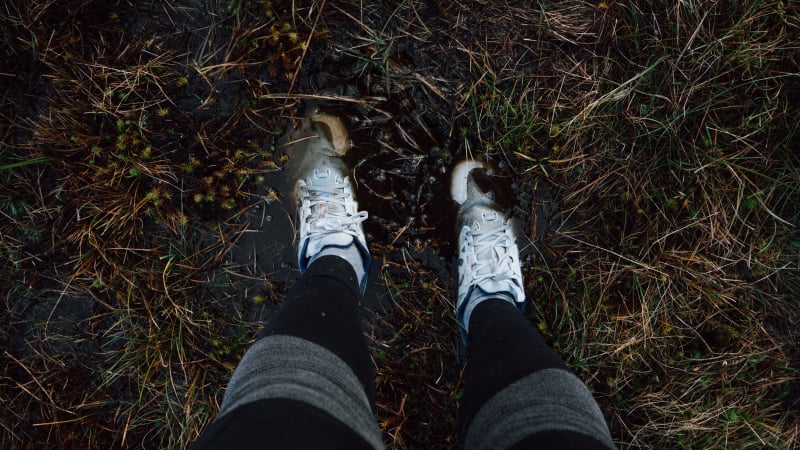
1;0;565;447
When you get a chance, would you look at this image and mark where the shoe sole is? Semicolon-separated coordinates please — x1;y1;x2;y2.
450;160;486;205
284;110;352;190
310;112;350;156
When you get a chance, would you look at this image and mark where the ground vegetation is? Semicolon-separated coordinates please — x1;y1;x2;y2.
1;0;799;448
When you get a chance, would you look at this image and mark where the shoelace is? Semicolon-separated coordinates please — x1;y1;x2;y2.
466;213;516;283
300;172;367;239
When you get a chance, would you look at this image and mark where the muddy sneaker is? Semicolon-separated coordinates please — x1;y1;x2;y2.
285;110;370;293
451;160;525;341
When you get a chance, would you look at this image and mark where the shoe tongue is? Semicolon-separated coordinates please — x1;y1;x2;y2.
310;171;346;216
471;208;506;276
475;245;503;277
313;201;345;218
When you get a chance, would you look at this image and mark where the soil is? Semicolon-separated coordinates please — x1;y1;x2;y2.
0;0;620;448
6;0;800;448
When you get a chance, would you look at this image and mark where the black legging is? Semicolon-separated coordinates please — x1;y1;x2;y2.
461;299;610;449
192;256;613;449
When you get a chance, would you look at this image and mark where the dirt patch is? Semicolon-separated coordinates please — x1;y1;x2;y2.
3;0;800;448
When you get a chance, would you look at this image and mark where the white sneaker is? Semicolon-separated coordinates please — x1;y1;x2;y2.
451;160;525;339
285;111;370;290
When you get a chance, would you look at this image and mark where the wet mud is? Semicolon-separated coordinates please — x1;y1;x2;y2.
2;1;568;448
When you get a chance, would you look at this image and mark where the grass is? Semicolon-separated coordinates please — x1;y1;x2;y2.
2;0;799;448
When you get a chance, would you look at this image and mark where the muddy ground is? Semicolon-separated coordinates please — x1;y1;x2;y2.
2;0;799;448
2;1;559;447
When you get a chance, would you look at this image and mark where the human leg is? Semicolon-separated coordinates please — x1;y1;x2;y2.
452;161;616;450
459;299;615;450
192;112;383;450
191;256;382;450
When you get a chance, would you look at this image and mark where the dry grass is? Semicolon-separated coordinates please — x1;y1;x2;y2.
444;1;800;448
2;0;799;448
